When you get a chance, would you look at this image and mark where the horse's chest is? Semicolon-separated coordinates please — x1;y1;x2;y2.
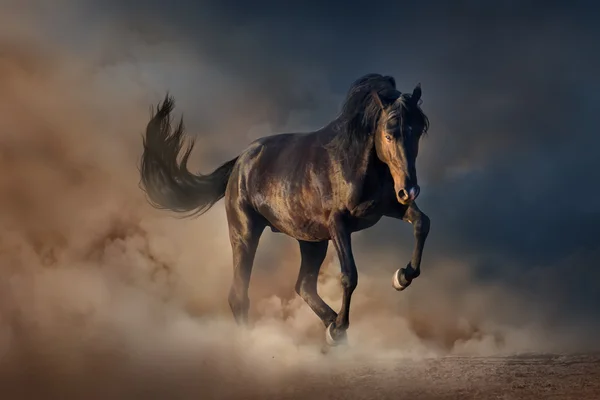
351;214;383;232
348;199;384;232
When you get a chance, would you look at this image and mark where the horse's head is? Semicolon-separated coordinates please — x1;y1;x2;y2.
372;84;429;205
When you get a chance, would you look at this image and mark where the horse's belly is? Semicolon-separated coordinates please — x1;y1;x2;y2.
256;203;330;241
267;219;329;241
268;216;379;238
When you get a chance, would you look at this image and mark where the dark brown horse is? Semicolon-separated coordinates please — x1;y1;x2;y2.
139;73;431;346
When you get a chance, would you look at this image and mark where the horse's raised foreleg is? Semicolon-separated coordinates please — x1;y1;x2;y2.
295;240;338;328
391;202;430;291
327;215;357;345
227;206;265;325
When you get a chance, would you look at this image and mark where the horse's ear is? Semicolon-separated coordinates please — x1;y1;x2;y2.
411;83;422;104
371;90;385;109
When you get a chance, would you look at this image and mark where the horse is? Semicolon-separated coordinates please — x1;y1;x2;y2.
139;73;431;346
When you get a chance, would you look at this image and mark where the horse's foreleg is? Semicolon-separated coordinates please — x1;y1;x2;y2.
327;216;357;345
392;202;430;291
295;240;338;328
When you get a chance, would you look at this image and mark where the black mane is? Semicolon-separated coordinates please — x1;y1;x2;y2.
326;73;429;166
326;74;398;163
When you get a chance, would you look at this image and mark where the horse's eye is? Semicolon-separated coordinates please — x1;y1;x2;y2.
385;135;393;141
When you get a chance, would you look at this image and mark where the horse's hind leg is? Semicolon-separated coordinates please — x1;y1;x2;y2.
226;204;265;325
295;240;337;328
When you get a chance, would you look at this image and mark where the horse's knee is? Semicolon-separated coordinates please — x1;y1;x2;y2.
295;272;318;297
294;283;308;302
296;283;319;308
294;274;306;296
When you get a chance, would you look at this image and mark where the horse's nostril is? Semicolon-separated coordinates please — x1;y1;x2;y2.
398;186;420;202
410;186;420;199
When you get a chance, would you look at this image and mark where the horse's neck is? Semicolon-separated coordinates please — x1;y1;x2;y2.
355;143;376;181
341;138;380;206
360;144;389;192
337;135;373;179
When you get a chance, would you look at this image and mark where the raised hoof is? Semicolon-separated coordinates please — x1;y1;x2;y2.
325;323;347;347
392;268;412;291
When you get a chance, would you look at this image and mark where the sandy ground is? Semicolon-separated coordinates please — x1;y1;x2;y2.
273;353;600;400
2;352;599;400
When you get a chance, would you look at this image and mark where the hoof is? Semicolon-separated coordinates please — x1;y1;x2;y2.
325;323;347;346
392;268;411;291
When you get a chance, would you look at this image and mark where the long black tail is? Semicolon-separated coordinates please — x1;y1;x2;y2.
139;95;238;218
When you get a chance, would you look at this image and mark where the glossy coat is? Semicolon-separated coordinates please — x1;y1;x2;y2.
139;73;431;345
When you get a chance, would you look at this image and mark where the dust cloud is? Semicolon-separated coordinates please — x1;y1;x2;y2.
0;7;590;400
